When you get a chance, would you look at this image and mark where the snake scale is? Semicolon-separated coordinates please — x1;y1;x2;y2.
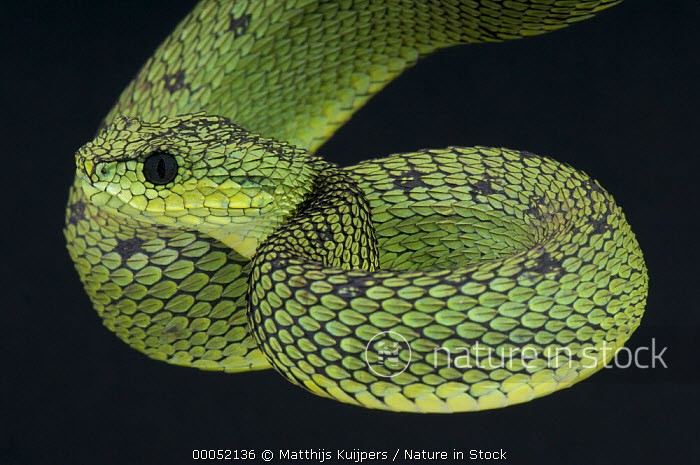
65;0;647;413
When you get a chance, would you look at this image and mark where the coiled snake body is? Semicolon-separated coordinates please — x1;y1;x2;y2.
65;0;647;412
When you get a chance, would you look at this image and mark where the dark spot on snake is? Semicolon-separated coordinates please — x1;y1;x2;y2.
228;13;251;38
391;168;428;189
589;214;610;236
336;286;362;298
114;237;145;261
162;69;188;94
523;195;547;219
471;179;496;197
67;199;86;225
525;250;563;278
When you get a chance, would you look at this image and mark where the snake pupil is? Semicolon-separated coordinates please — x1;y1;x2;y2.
143;152;177;184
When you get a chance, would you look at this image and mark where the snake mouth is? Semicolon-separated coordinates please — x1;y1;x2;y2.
74;152;93;182
75;169;90;184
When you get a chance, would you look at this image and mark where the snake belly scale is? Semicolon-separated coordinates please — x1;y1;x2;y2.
64;0;647;413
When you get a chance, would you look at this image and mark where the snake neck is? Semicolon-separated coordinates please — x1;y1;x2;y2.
253;160;380;274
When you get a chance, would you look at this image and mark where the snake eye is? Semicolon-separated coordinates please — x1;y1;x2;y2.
143;152;178;185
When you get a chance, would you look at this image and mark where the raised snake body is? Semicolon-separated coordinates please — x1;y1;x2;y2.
65;0;647;412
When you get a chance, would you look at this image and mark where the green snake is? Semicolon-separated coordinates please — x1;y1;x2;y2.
65;0;647;413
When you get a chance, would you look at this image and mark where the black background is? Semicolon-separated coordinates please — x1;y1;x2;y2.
3;1;698;464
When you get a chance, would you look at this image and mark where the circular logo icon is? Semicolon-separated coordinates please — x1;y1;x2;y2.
364;331;411;378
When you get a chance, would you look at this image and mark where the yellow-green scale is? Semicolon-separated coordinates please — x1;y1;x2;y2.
248;146;645;412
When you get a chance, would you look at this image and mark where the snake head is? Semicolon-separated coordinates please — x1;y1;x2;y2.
74;113;317;258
